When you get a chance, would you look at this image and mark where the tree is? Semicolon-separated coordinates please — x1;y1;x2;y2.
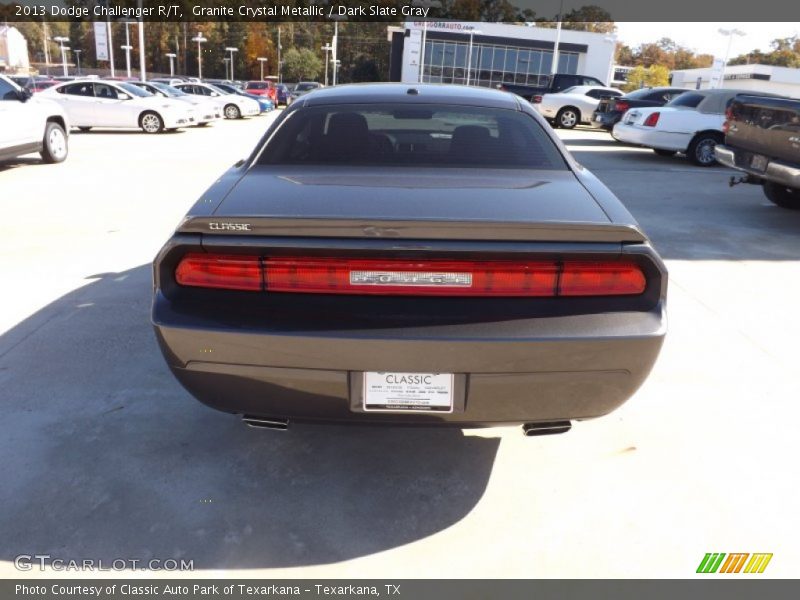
615;43;635;66
283;47;323;82
623;65;670;92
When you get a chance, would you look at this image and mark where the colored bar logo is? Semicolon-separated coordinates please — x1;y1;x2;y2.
697;553;773;573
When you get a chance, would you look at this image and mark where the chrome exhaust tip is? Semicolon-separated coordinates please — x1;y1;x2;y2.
522;421;571;437
242;416;289;431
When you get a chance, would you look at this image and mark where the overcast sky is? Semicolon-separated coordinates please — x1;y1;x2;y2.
614;22;800;59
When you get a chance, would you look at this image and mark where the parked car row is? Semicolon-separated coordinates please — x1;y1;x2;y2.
0;72;285;165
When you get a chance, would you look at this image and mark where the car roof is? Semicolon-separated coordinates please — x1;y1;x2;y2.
298;83;523;110
695;88;783;114
561;85;617;93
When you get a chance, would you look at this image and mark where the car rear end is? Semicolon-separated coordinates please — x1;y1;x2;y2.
716;94;800;189
152;89;666;430
591;96;631;131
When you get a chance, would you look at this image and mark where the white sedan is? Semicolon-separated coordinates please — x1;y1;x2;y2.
39;80;196;134
129;81;222;126
612;88;771;166
534;85;622;129
173;82;260;119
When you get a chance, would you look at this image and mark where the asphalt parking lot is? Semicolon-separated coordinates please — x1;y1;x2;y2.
1;118;799;578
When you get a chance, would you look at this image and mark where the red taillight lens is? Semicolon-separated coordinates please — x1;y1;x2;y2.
615;100;629;112
175;255;647;297
175;253;262;291
264;258;559;297
559;262;647;296
532;95;543;103
643;112;660;127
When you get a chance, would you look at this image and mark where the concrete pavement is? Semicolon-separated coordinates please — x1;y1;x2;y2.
1;119;798;578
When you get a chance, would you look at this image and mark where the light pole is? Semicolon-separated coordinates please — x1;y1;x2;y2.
332;21;339;86
166;53;176;76
223;57;230;81
465;29;482;86
552;0;565;75
225;47;238;81
277;26;282;83
74;49;82;76
137;0;146;82
257;57;268;80
418;20;428;83
192;32;207;79
718;28;746;86
321;43;332;86
123;21;132;78
53;36;69;77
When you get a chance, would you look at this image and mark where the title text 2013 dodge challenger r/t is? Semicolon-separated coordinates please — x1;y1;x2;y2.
152;84;667;435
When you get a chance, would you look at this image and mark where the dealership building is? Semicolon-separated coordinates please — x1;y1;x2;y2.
671;64;800;97
388;21;616;88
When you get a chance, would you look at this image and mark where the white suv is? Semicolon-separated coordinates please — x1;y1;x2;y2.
0;74;69;164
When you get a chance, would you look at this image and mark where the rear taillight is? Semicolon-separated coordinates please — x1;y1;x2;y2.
723;106;734;134
175;255;647;297
615;100;629;113
175;254;262;291
559;262;646;296
532;95;543;104
643;112;660;127
264;258;559;297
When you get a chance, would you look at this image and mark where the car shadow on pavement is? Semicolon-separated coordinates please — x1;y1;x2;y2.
0;265;499;570
70;129;186;135
0;157;46;172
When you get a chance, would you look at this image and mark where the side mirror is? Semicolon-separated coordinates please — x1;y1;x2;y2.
210;92;219;97
17;88;33;102
116;92;132;100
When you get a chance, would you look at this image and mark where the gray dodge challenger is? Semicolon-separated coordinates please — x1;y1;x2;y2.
152;83;667;435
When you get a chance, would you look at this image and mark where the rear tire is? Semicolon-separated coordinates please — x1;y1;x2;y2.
556;107;580;129
763;182;800;210
224;104;241;119
40;121;68;164
687;132;723;166
653;148;677;157
140;111;164;134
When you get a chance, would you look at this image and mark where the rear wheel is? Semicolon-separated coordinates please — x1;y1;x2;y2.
687;132;723;166
556;107;580;129
224;104;241;119
763;182;800;210
40;121;68;163
140;111;164;134
653;148;677;157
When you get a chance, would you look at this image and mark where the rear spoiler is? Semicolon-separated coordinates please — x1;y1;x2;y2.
177;216;647;244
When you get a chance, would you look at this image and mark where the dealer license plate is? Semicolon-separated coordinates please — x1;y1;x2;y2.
750;153;769;172
363;372;453;413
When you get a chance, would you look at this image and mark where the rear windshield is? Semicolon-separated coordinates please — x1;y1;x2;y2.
258;104;567;169
625;88;656;99
295;83;318;92
247;82;267;89
667;92;704;108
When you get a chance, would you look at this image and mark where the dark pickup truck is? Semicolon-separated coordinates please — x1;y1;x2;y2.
716;94;800;209
497;73;607;102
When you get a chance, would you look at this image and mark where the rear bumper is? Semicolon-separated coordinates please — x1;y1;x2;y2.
589;111;619;130
715;145;800;189
612;123;689;151
153;302;666;427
